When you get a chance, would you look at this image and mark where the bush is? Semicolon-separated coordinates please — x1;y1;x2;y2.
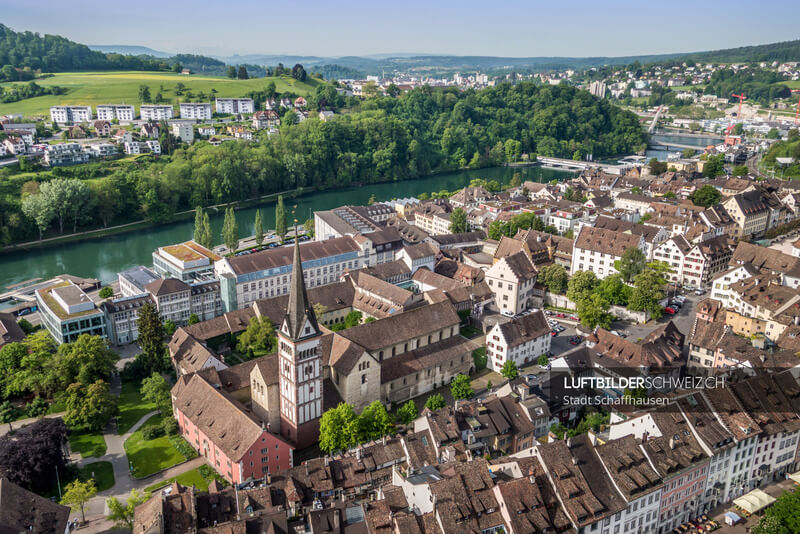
141;424;165;440
98;286;113;299
17;318;35;335
472;347;487;372
0;401;17;423
161;417;178;435
26;396;49;418
169;434;198;460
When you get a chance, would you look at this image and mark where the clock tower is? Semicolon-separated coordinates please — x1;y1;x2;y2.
278;236;323;449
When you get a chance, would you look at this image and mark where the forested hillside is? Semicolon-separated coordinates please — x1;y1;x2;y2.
683;39;800;64
0;82;646;245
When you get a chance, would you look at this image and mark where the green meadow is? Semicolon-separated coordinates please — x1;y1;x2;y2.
0;71;320;118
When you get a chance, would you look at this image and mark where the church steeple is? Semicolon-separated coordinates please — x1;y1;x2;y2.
283;234;319;341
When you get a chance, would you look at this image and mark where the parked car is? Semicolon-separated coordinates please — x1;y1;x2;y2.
670;300;682;308
673;295;686;303
569;315;579;321
501;309;515;317
664;307;676;315
569;336;583;345
695;288;705;296
550;330;559;337
544;310;553;316
555;313;566;318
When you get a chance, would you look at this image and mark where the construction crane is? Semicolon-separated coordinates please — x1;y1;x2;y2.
726;92;747;135
792;89;800;125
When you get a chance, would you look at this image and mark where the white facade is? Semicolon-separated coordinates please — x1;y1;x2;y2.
710;265;757;308
215;98;255;114
179;102;213;120
485;312;551;372
140;105;174;121
50;105;92;124
485;255;536;316
96;105;135;121
171;122;194;143
146;140;161;154
44;143;89;166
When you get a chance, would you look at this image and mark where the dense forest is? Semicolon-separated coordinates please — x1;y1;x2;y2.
683;39;800;64
704;68;793;105
0;82;646;246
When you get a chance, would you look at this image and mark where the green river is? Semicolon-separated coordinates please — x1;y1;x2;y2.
0;166;573;287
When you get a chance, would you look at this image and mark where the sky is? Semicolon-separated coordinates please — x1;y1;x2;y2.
1;0;799;58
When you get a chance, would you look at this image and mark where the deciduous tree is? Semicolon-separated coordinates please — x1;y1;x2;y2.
64;380;117;432
500;360;519;380
107;489;148;530
537;264;568;294
222;206;239;252
449;207;468;233
450;374;473;400
141;373;172;416
425;394;446;411
319;403;358;454
275;195;287;242
397;400;418;425
614;247;647;283
61;479;97;523
690;184;722;207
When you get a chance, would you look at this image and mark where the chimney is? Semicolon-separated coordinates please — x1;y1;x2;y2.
669;436;676;450
566;438;572;449
571;456;579;466
266;472;271;485
529;475;536;484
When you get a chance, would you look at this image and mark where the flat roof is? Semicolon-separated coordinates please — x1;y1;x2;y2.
160;241;221;263
38;281;100;320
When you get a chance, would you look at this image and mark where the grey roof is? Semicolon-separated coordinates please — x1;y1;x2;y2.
283;237;320;340
119;265;159;290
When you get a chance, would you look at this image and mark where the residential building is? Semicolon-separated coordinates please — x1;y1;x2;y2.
653;235;693;285
2;136;26;155
215;236;368;312
179;102;212;120
140;123;159;139
92;120;111;136
594;215;670;260
215;98;255;114
172;371;294;484
722;190;772;239
102;294;152;345
413;203;453;235
85;143;118;158
35;280;106;344
456;394;537;455
152;240;220;282
140;105;174;121
95;104;135;121
170;121;194;142
49;105;92;124
682;236;733;289
43;142;89;166
397;242;437;273
145;278;222;326
485;251;538;315
252;110;280;129
0;478;70;534
485;310;551;371
145;139;161;154
571;225;646;278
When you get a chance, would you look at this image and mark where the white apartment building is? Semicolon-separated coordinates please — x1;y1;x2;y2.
179;102;212;120
414;210;452;235
485;251;537;316
50;105;92;124
86;143;118;158
215;98;255;114
140;105;174;121
44;143;89;166
710;264;760;308
571;225;646;278
171;122;194;143
95;104;135;121
653;235;693;285
146;140;161;154
485;310;551;371
215;236;374;312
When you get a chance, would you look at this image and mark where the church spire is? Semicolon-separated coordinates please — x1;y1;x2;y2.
283;233;319;340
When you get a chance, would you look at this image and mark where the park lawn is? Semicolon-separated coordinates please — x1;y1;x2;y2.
143;465;225;494
124;415;186;478
78;461;115;492
117;380;158;434
0;71;320;118
69;431;107;458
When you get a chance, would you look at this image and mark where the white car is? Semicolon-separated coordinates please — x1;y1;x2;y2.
501;309;514;317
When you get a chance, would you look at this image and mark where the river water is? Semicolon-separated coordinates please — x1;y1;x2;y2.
0;166;573;287
646;132;724;160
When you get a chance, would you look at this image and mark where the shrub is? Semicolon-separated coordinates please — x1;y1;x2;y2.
472;347;487;371
98;286;113;299
169;434;198;460
26;396;49;418
141;424;165;440
161;417;178;435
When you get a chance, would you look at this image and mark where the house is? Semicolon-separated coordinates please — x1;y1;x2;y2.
140;123;159;139
93;120;111;137
2;136;25;155
485;310;551;371
594;215;669;260
0;478;71;534
318;110;334;121
170;122;194;143
294;97;307;108
448;186;489;208
197;126;215;137
570;225;646;278
68;124;87;138
682;235;733;289
172;371;294;484
113;128;133;143
722;190;773;239
252;110;280;130
485;251;538;315
44;142;89;166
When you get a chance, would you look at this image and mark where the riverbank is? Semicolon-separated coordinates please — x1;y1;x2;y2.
0;165;575;286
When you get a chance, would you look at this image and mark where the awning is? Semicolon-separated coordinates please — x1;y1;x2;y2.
733;489;776;514
724;512;741;526
789;471;800;485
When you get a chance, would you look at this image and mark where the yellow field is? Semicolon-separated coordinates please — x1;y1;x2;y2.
0;71;320;118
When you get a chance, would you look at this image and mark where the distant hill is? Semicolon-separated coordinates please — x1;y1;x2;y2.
680;39;800;64
89;45;172;58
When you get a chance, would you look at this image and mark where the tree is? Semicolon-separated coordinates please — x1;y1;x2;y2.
106;489;148;530
356;400;394;442
254;209;264;245
537;354;549;366
0;418;68;492
500;360;519;380
450;374;473;400
577;293;613;329
226;66;237;79
397;400;418;425
614;247;647;283
221;206;239;253
138;85;151;103
689;184;722;208
449;207;468;233
596;274;632;306
237;316;276;354
21;192;55;240
425;393;446;411
291;63;307;81
64;380;117;431
367;194;376;205
567;270;599;305
319;403;358;453
57;333;119;386
187;313;199;325
0;401;15;423
26;396;48;417
237;66;249;80
193;206;206;244
629;269;666;319
648;158;667;175
98;286;113;299
137;302;166;375
61;479;97;523
141;373;172;415
163;319;177;336
36;178;92;234
732;165;748;176
766;127;780;140
200;212;213;249
275;196;287;242
313;303;328;320
702;154;725;178
537;264;568;294
681;148;696;158
303;218;315;238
